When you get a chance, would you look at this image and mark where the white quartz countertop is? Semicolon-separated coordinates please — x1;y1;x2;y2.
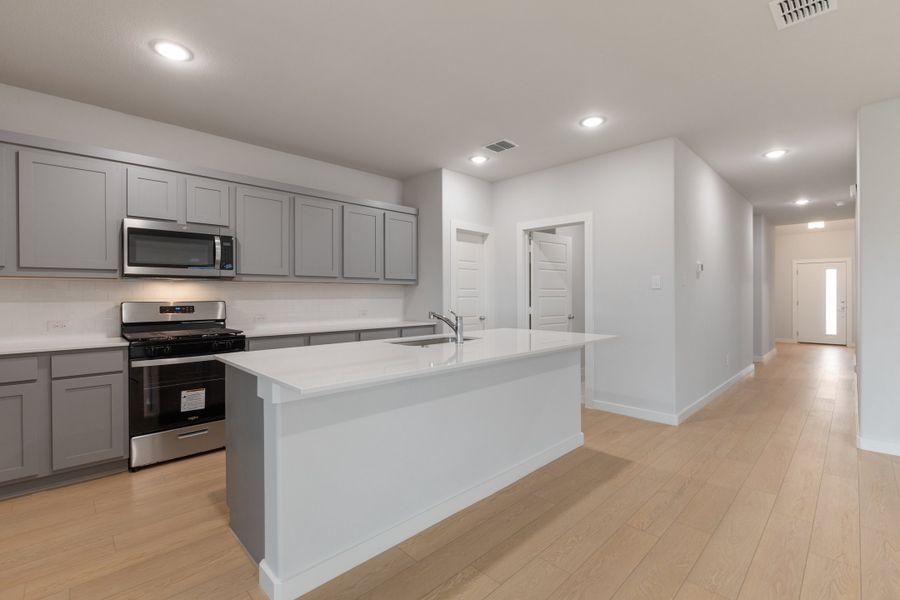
217;328;614;401
239;319;436;338
0;335;128;356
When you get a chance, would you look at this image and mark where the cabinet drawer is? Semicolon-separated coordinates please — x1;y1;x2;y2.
0;356;38;384
401;326;436;337
308;332;359;346
247;335;310;351
51;349;124;379
359;329;400;341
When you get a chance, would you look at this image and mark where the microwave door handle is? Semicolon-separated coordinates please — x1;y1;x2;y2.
214;236;222;271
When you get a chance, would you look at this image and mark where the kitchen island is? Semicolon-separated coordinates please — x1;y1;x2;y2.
218;328;613;600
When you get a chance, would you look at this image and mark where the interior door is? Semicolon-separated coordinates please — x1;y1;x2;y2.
529;231;573;332
796;261;847;345
453;230;487;331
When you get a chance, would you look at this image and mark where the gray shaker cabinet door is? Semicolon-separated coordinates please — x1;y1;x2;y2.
18;150;122;271
342;205;384;279
295;196;341;278
235;186;291;276
0;382;42;484
384;211;417;280
186;176;230;227
51;373;125;471
126;166;179;221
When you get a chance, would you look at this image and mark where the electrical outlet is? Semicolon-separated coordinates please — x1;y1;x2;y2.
253;314;265;322
725;353;730;367
46;320;70;331
650;275;662;290
359;309;369;317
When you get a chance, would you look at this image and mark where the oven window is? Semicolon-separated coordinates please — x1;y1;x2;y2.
130;359;226;435
127;228;215;268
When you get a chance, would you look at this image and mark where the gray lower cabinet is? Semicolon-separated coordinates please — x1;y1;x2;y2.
384;212;417;280
18;150;122;271
236;186;291;276
309;331;359;345
127;166;178;221
247;335;310;351
51;373;125;471
295;196;341;278
0;381;42;484
401;326;437;337
186;176;230;227
359;329;401;341
343;205;384;279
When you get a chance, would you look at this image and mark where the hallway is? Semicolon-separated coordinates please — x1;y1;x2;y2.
1;343;895;599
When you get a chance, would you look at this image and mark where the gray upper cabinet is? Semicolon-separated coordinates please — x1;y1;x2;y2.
295;196;341;278
0;382;42;484
384;211;417;280
236;186;291;276
186;176;230;227
127;166;178;221
51;373;125;471
343;205;384;279
18;150;121;271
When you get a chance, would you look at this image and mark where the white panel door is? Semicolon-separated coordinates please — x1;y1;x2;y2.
453;230;487;330
530;232;573;332
797;261;847;345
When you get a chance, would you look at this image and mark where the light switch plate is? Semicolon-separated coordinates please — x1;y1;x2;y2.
651;275;662;290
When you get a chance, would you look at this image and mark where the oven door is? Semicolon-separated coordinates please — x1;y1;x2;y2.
128;355;227;437
123;218;224;278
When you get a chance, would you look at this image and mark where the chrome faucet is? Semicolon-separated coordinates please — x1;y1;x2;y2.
429;310;464;344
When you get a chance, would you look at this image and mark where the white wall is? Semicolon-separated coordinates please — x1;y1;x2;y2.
0;279;404;339
857;97;900;455
492;140;677;417
773;220;856;343
441;170;494;314
673;141;754;415
0;83;402;204
402;170;444;323
753;215;776;359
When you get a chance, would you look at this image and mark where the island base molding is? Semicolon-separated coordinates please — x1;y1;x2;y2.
226;348;585;600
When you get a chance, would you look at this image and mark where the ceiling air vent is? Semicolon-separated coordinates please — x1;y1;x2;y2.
484;139;518;154
770;0;837;30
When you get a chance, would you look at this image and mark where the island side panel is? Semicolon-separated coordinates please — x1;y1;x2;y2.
263;348;582;599
225;365;266;563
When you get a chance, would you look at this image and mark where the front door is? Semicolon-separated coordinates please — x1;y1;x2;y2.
529;231;574;332
796;261;848;345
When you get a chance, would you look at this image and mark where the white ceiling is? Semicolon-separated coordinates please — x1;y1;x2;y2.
0;1;896;224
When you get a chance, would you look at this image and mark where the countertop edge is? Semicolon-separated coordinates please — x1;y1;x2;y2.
217;334;616;402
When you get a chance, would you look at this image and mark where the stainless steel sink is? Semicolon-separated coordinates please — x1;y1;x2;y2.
390;336;476;347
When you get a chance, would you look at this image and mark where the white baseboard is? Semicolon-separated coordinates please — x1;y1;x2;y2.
753;347;777;363
587;398;679;426
858;435;900;457
260;433;585;600
588;364;755;427
775;337;797;344
675;364;755;425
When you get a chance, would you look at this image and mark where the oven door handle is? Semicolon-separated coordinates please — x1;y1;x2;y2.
130;355;218;368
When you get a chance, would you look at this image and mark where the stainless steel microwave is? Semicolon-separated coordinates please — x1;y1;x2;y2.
123;218;235;278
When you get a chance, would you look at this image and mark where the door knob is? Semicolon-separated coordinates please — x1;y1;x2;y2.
567;314;575;320
478;316;486;321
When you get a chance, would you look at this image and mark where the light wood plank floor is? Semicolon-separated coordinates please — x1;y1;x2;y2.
1;342;894;599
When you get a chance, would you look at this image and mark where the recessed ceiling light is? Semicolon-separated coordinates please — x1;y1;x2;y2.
808;221;825;230
151;40;193;62
579;116;606;129
763;149;789;159
795;198;811;206
469;155;489;165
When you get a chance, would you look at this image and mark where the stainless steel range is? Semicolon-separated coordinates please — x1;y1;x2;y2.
121;301;246;469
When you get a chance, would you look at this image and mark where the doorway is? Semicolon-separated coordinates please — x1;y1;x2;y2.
449;220;493;331
793;258;850;345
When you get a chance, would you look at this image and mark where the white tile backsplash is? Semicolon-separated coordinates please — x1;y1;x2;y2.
0;279;405;338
